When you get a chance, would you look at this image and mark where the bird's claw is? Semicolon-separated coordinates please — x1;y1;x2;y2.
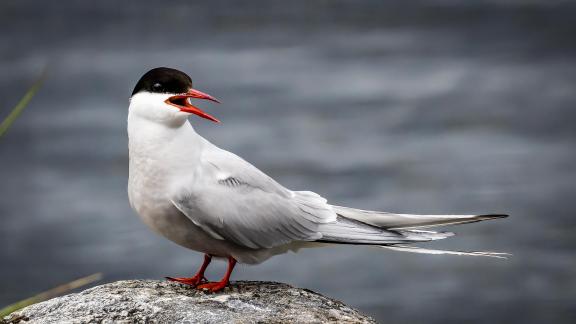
165;275;206;286
196;281;228;293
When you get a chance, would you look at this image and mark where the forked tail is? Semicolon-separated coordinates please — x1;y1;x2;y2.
315;205;509;258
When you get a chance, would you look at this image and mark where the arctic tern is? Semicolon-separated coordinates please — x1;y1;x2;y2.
127;67;508;292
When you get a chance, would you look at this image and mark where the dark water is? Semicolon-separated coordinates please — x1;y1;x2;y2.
1;1;576;323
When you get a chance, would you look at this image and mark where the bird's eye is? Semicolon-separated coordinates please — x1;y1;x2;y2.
153;83;163;90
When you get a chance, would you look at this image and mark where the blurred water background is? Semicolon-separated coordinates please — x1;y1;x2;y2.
1;1;575;323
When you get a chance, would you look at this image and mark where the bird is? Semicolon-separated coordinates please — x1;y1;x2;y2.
127;67;509;292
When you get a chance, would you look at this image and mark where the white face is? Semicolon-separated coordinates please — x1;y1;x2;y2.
129;92;190;125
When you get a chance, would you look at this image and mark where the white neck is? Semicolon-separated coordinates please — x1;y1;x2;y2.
127;95;209;193
128;113;204;164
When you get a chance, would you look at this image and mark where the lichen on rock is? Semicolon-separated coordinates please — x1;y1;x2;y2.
3;280;375;323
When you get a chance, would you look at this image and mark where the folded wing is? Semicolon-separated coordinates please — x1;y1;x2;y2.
170;147;336;249
171;143;507;257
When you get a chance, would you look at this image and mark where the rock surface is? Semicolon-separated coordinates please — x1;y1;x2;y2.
3;280;375;323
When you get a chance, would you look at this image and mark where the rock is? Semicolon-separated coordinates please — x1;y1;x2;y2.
3;280;375;324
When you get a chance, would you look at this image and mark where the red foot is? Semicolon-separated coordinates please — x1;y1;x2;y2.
196;280;229;292
196;257;236;292
166;254;212;287
165;274;206;286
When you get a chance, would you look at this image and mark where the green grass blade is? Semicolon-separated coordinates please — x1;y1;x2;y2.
0;72;47;138
0;273;102;318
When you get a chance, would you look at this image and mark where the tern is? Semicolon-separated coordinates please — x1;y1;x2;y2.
128;67;508;292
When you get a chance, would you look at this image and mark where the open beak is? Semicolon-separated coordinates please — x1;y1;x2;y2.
165;88;221;123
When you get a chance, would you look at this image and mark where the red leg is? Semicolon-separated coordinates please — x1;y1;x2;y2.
197;257;237;292
166;254;212;286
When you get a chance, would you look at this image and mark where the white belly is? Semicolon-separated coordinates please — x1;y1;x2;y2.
127;167;225;254
128;173;291;264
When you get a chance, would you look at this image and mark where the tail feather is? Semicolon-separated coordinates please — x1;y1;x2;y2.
380;245;511;259
317;216;454;245
317;205;508;258
332;205;508;229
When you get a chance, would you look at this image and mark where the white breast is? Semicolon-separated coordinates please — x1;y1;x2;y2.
127;100;207;246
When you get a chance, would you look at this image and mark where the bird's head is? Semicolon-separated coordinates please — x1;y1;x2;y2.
129;67;220;124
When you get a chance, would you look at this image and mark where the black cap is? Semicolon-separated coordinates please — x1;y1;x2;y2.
132;67;193;96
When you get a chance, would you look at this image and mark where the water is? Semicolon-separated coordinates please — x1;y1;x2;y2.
1;1;575;323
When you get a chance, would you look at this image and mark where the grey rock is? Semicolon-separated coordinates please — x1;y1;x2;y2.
3;280;375;324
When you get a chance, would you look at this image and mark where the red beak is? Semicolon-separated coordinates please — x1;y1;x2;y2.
165;88;221;123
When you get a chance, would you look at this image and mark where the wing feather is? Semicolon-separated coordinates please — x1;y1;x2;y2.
170;147;336;249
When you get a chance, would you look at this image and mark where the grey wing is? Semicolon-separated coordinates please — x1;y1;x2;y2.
170;147;337;249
